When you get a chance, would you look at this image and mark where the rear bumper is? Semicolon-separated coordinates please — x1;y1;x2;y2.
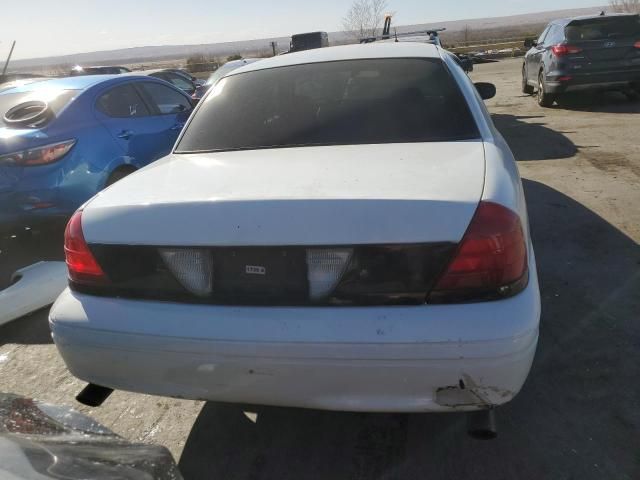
50;269;541;412
0;171;104;230
545;69;640;94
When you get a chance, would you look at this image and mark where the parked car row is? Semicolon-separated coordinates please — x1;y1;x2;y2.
70;65;132;76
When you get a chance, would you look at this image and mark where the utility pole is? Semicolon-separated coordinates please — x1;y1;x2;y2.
2;40;16;76
270;41;277;57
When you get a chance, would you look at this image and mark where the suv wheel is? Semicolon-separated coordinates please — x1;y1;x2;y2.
522;66;534;95
537;71;555;107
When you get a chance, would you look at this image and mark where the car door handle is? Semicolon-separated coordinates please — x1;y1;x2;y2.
170;123;185;131
117;130;134;140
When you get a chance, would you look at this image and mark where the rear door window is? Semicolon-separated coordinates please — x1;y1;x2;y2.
537;26;552;45
176;58;480;153
151;73;194;93
96;84;150;118
547;25;564;45
139;82;192;114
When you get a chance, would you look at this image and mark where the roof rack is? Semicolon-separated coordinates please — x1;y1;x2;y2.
359;14;446;46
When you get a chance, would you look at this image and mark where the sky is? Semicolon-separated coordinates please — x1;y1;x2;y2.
3;0;603;60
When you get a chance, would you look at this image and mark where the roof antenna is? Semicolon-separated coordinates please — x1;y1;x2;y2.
600;10;605;16
394;28;398;42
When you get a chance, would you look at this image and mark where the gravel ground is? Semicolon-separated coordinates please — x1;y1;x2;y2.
1;57;638;479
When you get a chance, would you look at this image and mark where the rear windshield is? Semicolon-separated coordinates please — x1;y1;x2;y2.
0;89;79;128
176;58;479;153
566;16;640;41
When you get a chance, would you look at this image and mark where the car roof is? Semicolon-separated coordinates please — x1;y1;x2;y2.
229;43;441;76
0;75;121;94
78;65;127;69
223;58;262;68
127;69;167;76
552;12;638;26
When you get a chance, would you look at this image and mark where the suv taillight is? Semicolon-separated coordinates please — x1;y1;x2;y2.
551;44;582;56
64;210;108;285
428;202;528;304
634;41;640;49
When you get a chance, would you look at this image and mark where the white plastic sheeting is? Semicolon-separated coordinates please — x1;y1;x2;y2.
0;262;67;326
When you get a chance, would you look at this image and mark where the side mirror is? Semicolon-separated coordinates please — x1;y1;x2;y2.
475;82;496;100
524;38;537;48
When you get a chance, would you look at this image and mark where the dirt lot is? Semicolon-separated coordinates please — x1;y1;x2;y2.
1;57;639;479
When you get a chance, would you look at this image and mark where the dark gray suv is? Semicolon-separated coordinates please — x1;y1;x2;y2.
522;13;640;107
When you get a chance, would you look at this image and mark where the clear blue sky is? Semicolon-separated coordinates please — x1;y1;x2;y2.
4;0;603;60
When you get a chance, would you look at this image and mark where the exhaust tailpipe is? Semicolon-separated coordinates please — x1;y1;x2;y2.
467;409;497;440
76;384;114;407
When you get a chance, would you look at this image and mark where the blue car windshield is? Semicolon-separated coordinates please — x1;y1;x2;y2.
0;89;80;128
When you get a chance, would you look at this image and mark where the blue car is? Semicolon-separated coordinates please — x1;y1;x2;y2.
0;75;193;229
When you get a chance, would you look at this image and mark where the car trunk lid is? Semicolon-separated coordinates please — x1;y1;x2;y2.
81;142;486;247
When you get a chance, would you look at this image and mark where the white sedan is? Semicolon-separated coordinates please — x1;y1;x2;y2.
50;43;540;418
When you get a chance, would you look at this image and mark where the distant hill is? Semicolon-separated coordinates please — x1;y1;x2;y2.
9;5;606;72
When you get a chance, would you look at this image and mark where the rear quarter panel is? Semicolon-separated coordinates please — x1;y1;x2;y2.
52;90;124;195
442;49;532;250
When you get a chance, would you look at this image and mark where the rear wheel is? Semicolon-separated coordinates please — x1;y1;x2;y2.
106;166;136;187
521;65;534;95
537;71;555;108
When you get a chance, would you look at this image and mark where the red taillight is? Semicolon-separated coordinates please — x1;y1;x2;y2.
551;44;582;56
634;41;640;49
0;139;75;167
428;202;528;304
64;210;108;285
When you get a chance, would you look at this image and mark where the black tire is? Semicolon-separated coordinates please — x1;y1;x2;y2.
105;167;135;187
537;71;556;107
522;66;534;95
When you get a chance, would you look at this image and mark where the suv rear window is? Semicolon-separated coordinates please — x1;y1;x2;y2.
565;15;640;41
176;58;479;153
